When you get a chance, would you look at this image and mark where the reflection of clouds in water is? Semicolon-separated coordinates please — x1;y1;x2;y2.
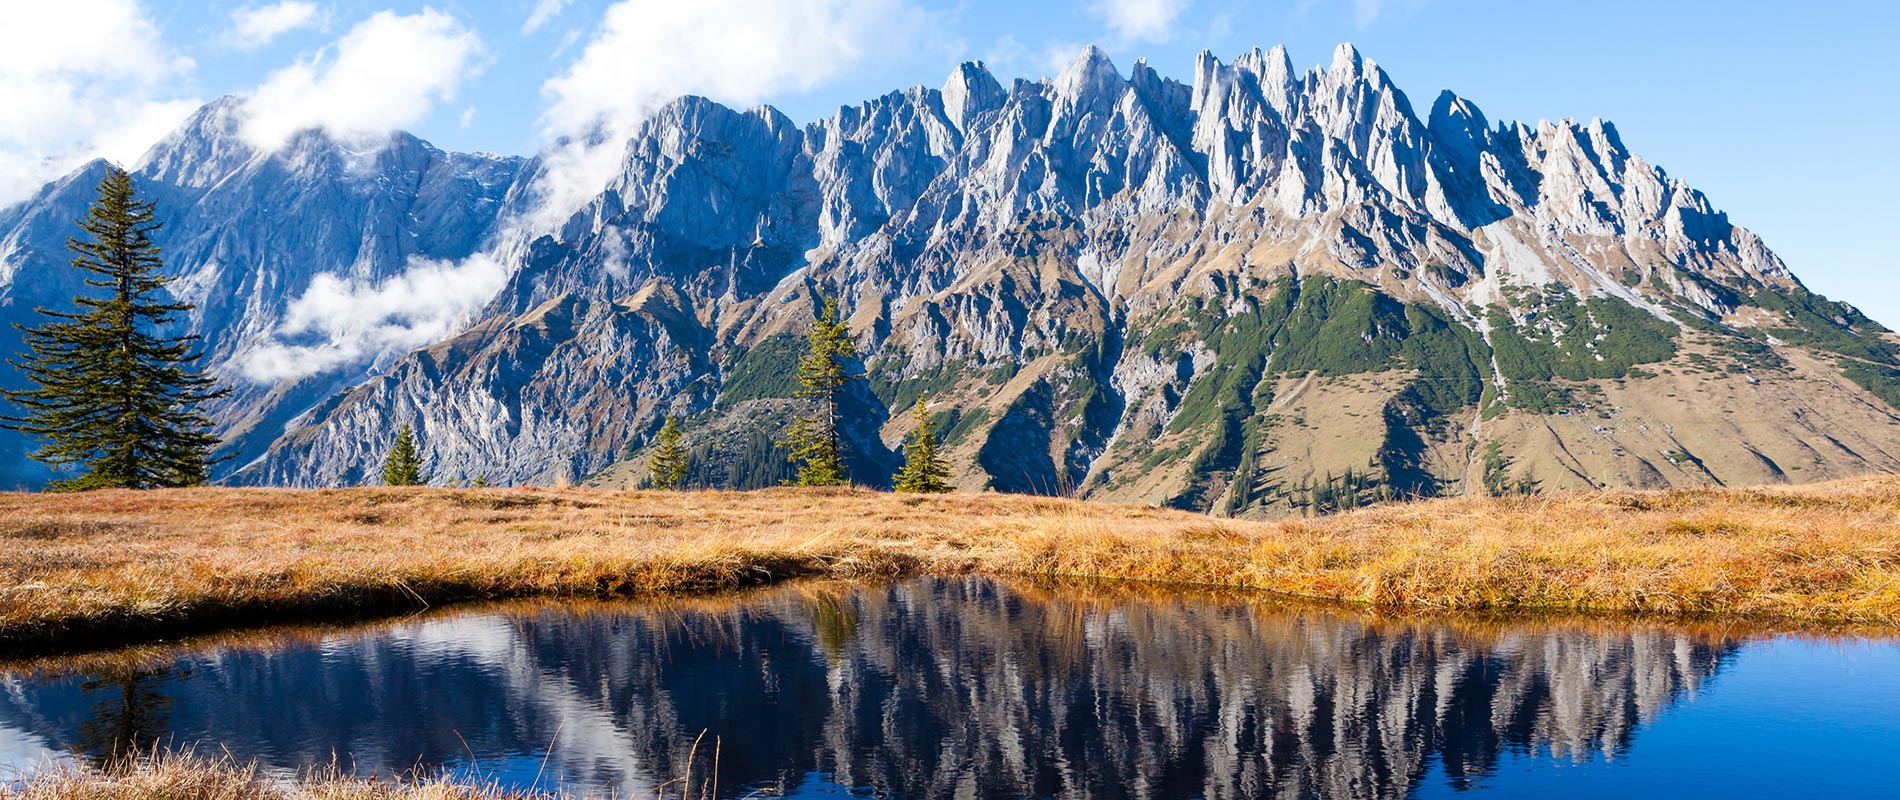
0;675;68;775
0;718;67;777
0;580;1749;799
394;615;659;795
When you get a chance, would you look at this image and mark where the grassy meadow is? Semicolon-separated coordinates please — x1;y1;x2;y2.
0;751;594;800
2;475;1899;653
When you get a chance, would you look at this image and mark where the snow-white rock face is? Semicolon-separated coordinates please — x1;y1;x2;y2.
0;44;1880;495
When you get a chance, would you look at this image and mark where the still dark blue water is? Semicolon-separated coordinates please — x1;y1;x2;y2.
2;578;1897;798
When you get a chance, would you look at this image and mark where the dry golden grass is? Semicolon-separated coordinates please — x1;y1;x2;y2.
3;476;1900;651
2;751;592;800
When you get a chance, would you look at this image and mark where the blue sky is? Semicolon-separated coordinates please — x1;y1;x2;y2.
5;0;1895;323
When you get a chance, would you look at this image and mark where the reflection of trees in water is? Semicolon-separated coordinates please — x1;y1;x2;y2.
2;579;1740;799
73;669;175;766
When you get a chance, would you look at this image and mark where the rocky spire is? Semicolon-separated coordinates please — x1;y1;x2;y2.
941;61;1005;134
135;95;257;189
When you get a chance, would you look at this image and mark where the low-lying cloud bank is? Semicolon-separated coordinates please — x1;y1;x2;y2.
240;253;511;383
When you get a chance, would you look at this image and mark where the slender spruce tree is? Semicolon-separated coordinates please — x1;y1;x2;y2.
892;396;952;493
381;425;425;486
648;415;687;489
781;298;859;486
2;167;227;490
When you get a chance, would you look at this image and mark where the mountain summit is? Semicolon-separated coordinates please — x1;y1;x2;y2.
2;45;1896;511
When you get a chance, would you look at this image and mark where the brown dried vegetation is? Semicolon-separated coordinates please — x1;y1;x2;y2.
1;751;583;800
2;477;1899;652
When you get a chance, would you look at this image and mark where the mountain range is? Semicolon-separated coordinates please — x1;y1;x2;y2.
3;43;1897;514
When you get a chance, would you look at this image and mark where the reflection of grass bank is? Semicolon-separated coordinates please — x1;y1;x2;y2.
4;477;1900;651
18;577;1841;681
1;750;591;800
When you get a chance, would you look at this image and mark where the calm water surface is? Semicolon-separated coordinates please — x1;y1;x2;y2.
2;577;1897;798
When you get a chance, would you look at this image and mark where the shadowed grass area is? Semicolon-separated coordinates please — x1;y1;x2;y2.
2;477;1899;652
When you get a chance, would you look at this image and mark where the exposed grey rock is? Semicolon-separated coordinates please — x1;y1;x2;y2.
1;44;1892;501
237;45;1900;495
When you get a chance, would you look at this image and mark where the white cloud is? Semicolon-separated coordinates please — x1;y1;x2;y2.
0;0;198;207
227;1;322;50
240;253;511;382
529;0;930;231
1089;0;1190;43
523;0;571;34
240;8;483;151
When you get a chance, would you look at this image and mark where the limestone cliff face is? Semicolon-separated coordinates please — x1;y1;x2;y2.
3;45;1895;503
0;97;524;487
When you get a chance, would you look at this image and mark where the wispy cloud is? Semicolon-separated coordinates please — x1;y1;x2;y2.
1088;0;1190;43
984;35;1091;79
522;0;571;34
239;8;483;151
240;253;512;382
227;1;322;51
529;0;933;232
1353;0;1385;26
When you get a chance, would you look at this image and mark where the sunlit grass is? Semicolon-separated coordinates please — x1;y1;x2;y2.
3;476;1899;651
1;750;590;800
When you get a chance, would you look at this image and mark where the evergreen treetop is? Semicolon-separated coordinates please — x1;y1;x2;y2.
893;396;952;493
381;425;425;486
2;166;227;490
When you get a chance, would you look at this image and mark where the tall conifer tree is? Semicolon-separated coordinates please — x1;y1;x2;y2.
2;167;226;490
781;298;859;486
892;396;952;493
381;425;425;486
648;415;687;489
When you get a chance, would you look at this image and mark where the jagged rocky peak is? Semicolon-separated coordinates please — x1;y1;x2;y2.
1425;89;1492;165
941;61;1005;133
134;93;523;200
135;95;257;188
603;95;805;222
1327;41;1366;76
1044;45;1130;144
1054;44;1125;97
13;39;1876;503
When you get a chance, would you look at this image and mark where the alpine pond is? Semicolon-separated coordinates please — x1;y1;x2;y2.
4;578;1897;798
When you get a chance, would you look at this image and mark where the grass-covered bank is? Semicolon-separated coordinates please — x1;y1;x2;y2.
3;477;1899;652
1;751;584;800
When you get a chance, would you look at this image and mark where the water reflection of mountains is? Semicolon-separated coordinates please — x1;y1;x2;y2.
2;578;1741;799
